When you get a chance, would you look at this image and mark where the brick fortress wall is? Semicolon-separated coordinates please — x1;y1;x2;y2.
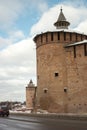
34;31;87;113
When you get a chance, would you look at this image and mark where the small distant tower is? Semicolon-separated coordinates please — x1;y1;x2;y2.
54;8;70;29
26;80;37;109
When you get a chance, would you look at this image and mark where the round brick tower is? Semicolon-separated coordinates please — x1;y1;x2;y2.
34;8;87;113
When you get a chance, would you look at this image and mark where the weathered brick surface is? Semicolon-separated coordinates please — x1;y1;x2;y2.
65;44;87;113
34;31;87;113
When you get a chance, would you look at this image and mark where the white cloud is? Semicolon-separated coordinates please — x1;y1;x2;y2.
9;30;25;42
0;37;12;49
30;6;57;36
30;4;87;36
0;30;25;50
24;0;48;13
0;0;48;31
0;38;36;101
74;20;87;34
0;38;36;68
37;1;48;13
0;79;26;101
0;0;24;29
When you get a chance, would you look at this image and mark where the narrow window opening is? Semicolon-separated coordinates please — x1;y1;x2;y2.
84;44;87;56
46;33;48;42
64;32;66;41
44;90;47;93
55;73;59;77
43;88;48;94
64;87;67;92
58;32;60;40
73;46;76;58
76;33;77;41
51;32;53;41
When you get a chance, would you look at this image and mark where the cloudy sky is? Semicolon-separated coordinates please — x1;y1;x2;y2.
0;0;87;102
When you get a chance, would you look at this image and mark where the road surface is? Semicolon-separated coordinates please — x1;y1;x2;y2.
0;116;87;130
